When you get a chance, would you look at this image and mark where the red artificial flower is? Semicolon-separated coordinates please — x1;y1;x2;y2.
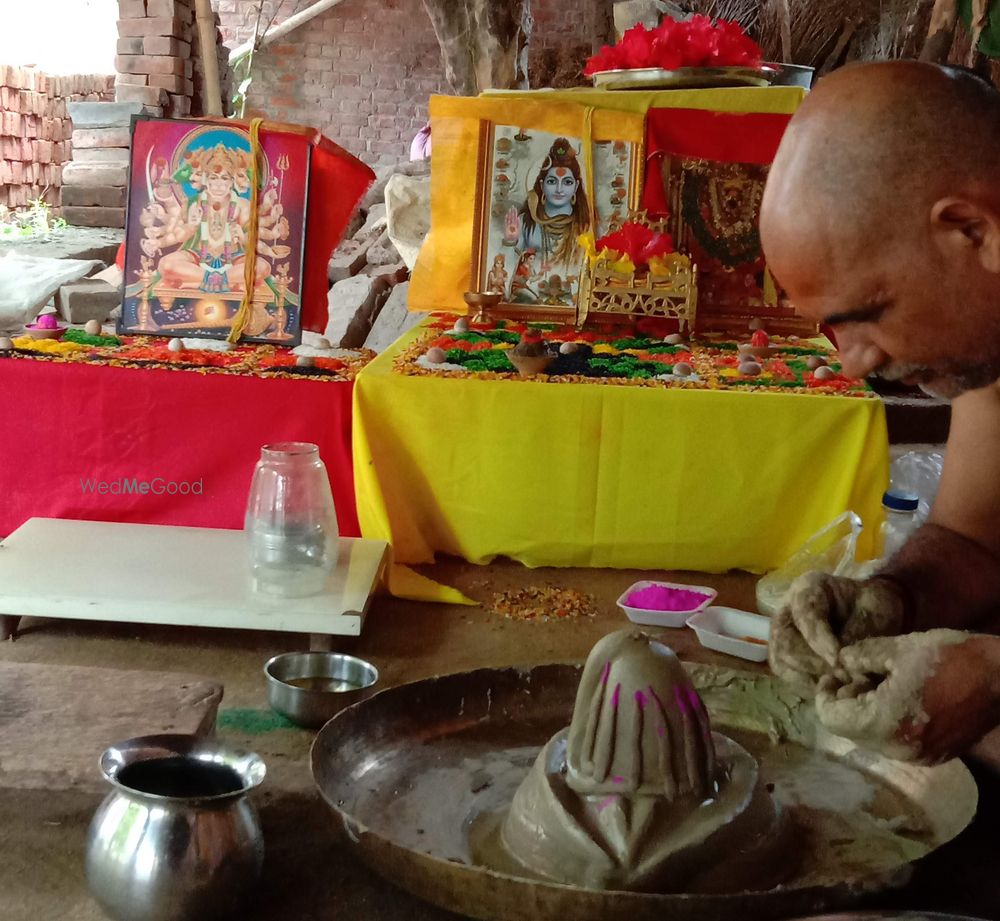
596;222;674;270
596;222;653;260
638;230;675;264
619;24;657;70
583;16;762;75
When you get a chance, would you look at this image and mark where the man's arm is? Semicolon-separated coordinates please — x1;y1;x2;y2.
880;384;1000;633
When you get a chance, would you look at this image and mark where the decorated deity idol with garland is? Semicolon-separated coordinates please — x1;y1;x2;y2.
503;138;591;295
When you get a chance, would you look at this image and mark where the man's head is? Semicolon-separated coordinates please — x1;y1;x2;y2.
760;61;1000;398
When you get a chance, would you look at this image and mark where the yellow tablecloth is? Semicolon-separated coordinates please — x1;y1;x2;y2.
353;322;889;599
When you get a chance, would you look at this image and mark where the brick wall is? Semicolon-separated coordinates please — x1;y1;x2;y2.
0;67;114;211
213;0;595;167
116;0;230;118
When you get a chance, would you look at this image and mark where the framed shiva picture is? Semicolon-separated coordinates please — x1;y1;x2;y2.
472;123;643;319
120;117;311;344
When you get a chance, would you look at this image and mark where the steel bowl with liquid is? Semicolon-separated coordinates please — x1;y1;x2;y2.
265;651;379;728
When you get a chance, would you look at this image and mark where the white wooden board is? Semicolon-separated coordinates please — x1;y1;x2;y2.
0;518;389;637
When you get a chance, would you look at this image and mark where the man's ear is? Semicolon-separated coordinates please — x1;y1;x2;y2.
930;197;1000;273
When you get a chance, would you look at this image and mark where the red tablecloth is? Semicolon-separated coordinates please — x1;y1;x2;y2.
0;360;359;538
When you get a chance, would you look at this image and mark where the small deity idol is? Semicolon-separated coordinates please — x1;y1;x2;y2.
487;253;509;296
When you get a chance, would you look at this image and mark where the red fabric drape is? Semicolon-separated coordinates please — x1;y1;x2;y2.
642;108;792;215
300;136;375;332
0;361;359;538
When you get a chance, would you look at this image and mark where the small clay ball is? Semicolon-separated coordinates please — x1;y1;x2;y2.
167;338;184;353
806;355;827;370
426;347;447;364
559;341;579;355
295;355;314;368
749;317;765;331
788;334;800;342
672;361;693;377
664;333;685;345
84;319;102;336
454;317;470;333
813;365;836;381
314;336;331;350
0;337;12;352
738;361;762;376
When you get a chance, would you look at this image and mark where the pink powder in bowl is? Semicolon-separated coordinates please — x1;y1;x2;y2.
626;585;712;612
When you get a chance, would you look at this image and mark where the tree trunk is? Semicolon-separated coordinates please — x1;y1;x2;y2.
920;0;959;62
421;0;534;95
593;0;618;53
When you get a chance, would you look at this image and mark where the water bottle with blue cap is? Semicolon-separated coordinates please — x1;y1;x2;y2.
880;489;921;560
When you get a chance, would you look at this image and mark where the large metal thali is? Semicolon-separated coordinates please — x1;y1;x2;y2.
311;663;977;921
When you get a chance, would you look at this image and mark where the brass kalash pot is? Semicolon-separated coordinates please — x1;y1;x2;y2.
85;734;265;921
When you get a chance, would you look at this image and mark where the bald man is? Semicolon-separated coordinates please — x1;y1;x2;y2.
759;60;1000;765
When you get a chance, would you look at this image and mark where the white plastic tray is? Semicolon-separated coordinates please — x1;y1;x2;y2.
686;606;771;662
616;580;718;628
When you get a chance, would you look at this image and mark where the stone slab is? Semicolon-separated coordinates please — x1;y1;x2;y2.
61;185;127;208
115;54;189;77
0;226;122;263
70;127;131;149
62;162;129;188
363;281;427;353
67;100;144;129
325;274;388;348
56;278;122;323
114;84;168;107
63;206;126;228
0;661;222;793
328;233;377;283
144;36;191;58
70;148;131;164
116;16;186;39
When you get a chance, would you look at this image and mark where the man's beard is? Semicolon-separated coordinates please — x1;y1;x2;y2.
874;360;1000;400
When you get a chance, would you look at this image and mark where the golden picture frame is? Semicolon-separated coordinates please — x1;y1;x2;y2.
470;121;644;322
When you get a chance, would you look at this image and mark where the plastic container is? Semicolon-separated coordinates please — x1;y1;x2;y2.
686;606;771;662
244;442;340;598
616;580;717;628
880;489;921;560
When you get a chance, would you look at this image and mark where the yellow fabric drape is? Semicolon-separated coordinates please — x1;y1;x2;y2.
412;86;806;316
228;116;265;343
353;320;890;604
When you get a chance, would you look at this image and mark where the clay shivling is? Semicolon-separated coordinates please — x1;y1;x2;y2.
479;629;794;892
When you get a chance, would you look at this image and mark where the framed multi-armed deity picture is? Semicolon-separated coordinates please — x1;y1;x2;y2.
120;117;311;344
471;123;643;319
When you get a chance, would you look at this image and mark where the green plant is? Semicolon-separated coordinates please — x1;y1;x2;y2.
0;194;66;240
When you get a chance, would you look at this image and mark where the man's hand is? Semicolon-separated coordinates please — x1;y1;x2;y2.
814;630;1000;763
769;572;908;692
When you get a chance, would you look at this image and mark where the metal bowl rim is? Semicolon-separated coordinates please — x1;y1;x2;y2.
99;732;266;802
263;652;380;696
309;665;920;904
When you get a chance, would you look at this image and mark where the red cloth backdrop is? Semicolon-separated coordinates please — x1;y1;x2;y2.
641;108;792;215
299;132;375;333
0;360;359;538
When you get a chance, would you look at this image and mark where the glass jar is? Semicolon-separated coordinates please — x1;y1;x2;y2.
244;442;339;597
